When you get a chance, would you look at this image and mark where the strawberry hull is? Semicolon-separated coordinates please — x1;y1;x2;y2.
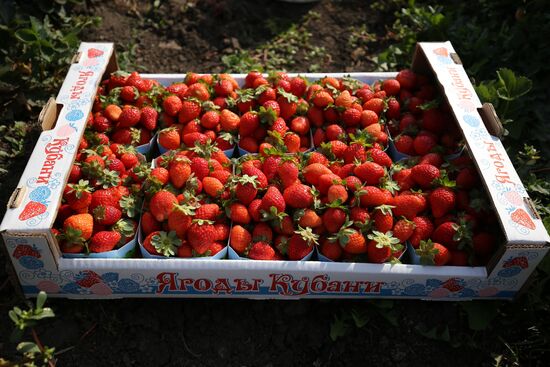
1;42;549;300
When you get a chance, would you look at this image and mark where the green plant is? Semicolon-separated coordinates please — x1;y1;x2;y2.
6;291;56;367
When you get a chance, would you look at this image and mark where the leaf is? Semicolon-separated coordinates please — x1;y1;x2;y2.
330;315;350;341
416;325;451;342
14;28;38;43
460;301;498;331
496;68;532;101
33;307;55;320
350;309;370;328
36;291;47;310
17;341;41;354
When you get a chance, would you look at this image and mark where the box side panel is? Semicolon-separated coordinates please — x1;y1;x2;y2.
0;43;114;232
487;245;549;286
2;232;61;297
416;42;550;246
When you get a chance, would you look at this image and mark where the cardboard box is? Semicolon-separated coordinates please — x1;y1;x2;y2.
2;42;549;300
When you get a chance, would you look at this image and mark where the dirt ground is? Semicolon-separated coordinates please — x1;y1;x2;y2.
0;1;546;366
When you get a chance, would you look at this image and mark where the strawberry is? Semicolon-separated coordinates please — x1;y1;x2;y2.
411;164;440;188
159;127;181;150
510;208;536;230
432;221;470;250
354;162;385;185
248;242;275;260
341;108;362;127
409;216;434;248
241;165;268;188
65;180;92;211
473;232;496;257
118;106;141;128
93;205;122;226
252;222;273;243
187;221;217;254
449;250;469;266
148;231;182;257
179;100;201;123
220;109;240;132
91;189;121;209
141;211;161;235
229;203;251;224
63;213;94;242
323;208;346;233
357;186;389;207
260;186;286;214
331;225;367;254
320;239;343;261
312;91;334;108
150;167;170;185
429;187;456;218
230;225;252;255
327;184;348;204
416;239;450;266
277;160;299;188
169;160;191;189
372;205;394;233
235;175;259;205
456;167;479;190
203;177;224;198
89;231;122;253
366;231;402;263
413;134;437;156
167;203;195;238
392;193;423;219
149;190;178;222
396;69;417;89
288;227;318;260
394;135;414;155
190;157;210;180
140;106;158;131
303;163;332;186
162;95;183;117
298;209;322;228
195;203;221;221
12;245;40;259
283;183;314;209
393;218;415;242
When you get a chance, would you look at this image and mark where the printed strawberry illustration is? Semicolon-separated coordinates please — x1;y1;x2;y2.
87;48;104;58
441;278;464;292
19;201;47;221
75;270;102;288
433;47;449;57
503;256;528;269
12;244;40;259
504;191;523;206
511;208;536;230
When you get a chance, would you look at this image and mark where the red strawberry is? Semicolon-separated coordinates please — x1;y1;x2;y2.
149;190;178;222
277;160;299;188
195;203;221;221
140;106;158;131
141;211;161;236
252;222;273;243
366;231;402;263
178;100;202;123
93;205;122;226
372;205;394;233
230;225;252;255
167;204;195;238
320;239;342;261
235;175;259;206
332;227;367;254
393;218;415;242
260;186;286;214
248;242;275;260
63;213;94;242
19;201;47;221
242;165;268;188
432;221;469;250
413;134;437;156
409;216;434;248
368;148;393;168
169;161;191;189
472;232;496;257
354;161;385;185
229;203;251;224
163;95;183;116
288;227;318;260
392;193;423;220
190;157;210;181
91;189;120;210
187;221;217;254
89;231;122;253
283;184;314;209
416;239;450;266
323;208;346;233
394;135;414;155
429;187;456;218
410;164;440;188
158;127;181;150
357;186;389;207
118;107;141;128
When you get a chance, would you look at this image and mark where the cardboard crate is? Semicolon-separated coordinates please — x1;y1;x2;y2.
1;42;549;300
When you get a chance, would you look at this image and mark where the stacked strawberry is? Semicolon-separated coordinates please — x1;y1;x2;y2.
92;71;164;148
385;70;463;157
310;76;389;152
234;71;312;154
54;132;146;254
140;141;231;258
391;153;499;266
228;154;321;260
157;73;239;153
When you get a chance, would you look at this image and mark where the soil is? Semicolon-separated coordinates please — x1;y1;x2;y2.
0;1;546;366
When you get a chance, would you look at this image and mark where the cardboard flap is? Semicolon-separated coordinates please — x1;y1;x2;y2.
1;43;114;232
416;42;550;246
